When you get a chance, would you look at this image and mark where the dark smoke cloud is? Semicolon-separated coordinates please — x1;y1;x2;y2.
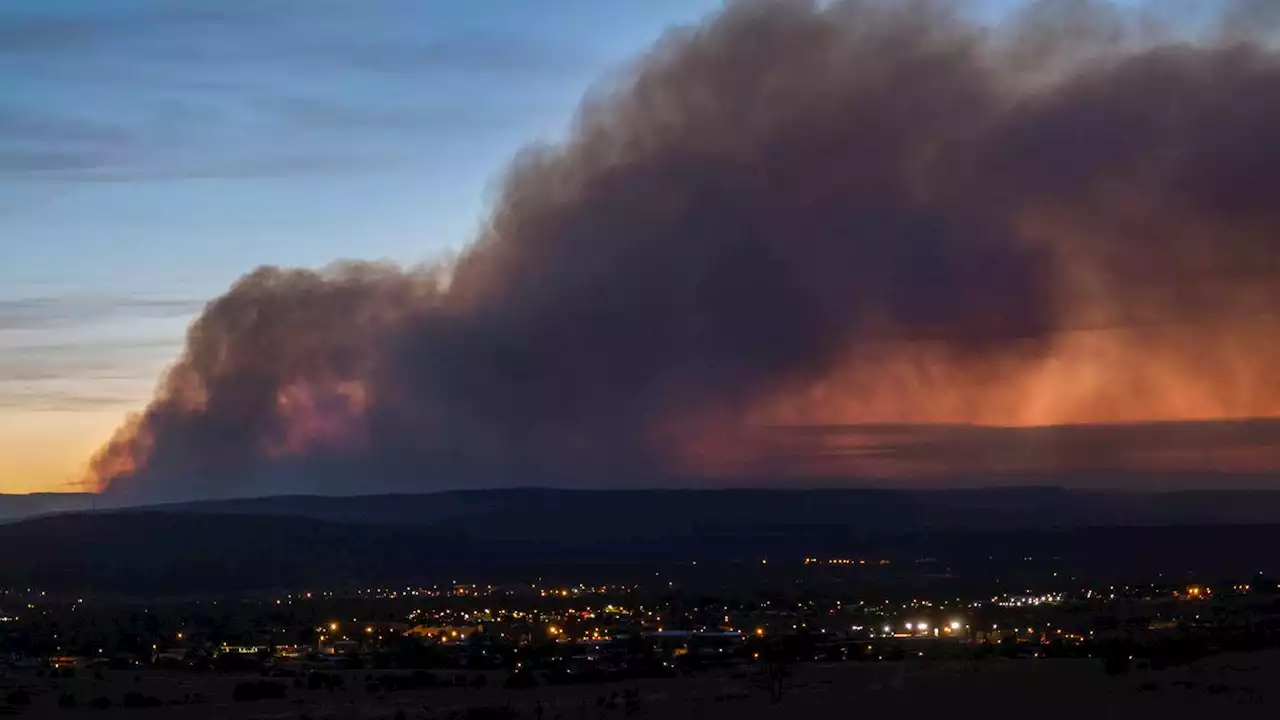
92;0;1280;501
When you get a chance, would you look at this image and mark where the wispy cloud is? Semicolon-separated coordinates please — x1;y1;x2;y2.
740;420;1280;480
0;293;195;413
0;106;130;144
0;13;99;54
2;336;181;368
0;105;133;173
340;33;594;76
0;149;110;173
30;154;401;184
253;94;542;135
0;2;587;182
0;296;205;331
0;4;280;55
0;389;155;412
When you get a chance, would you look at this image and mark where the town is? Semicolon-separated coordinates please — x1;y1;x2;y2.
3;559;1280;717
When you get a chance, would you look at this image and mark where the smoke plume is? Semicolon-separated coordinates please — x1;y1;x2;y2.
91;0;1280;500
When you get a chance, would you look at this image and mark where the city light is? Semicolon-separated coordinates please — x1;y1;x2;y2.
17;569;1247;692
997;593;1064;607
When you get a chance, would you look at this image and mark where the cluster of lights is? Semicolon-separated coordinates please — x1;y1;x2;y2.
875;619;966;636
803;558;892;566
1179;585;1212;599
997;593;1063;607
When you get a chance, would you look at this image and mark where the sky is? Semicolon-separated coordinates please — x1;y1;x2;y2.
1;0;731;493
10;0;1264;499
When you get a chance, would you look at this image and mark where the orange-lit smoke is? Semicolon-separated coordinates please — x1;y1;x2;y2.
89;1;1280;500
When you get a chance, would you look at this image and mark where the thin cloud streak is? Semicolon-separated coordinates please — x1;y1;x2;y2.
726;420;1280;480
0;295;194;416
0;296;206;331
341;33;596;76
0;3;583;182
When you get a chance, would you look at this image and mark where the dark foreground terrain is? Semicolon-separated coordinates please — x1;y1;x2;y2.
5;508;1280;594
3;651;1279;719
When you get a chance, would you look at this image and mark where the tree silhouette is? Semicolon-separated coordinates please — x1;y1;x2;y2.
761;638;788;703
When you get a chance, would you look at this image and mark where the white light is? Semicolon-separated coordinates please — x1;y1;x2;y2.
882;625;891;633
905;623;914;630
950;621;961;630
917;622;928;630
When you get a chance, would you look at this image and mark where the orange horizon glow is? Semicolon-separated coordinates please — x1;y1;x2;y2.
0;409;128;494
667;319;1280;481
11;406;1280;496
3;310;1275;496
76;316;1280;493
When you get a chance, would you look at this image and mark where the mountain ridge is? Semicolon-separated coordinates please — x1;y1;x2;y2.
12;485;1280;527
92;485;1280;530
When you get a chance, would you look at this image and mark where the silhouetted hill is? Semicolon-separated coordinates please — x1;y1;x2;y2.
139;486;1280;531
13;487;1280;529
0;492;97;522
6;488;1280;594
6;507;1280;594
